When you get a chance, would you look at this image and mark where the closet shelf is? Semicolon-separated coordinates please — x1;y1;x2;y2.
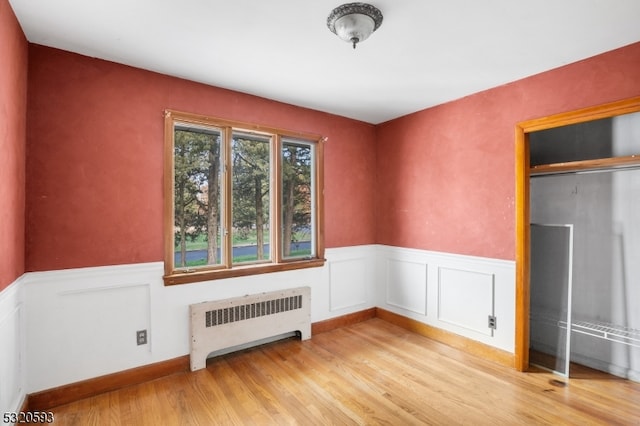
530;311;640;348
530;154;640;176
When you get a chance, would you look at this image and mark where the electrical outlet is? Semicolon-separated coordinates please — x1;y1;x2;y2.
488;315;497;330
136;329;147;345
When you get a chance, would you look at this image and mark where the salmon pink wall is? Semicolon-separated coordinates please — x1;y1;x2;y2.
376;42;640;261
0;0;28;290
26;46;376;271
23;39;640;270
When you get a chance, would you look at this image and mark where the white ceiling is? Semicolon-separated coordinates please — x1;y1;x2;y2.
10;0;640;124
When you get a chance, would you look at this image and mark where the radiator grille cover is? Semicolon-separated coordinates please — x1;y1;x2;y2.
205;295;303;327
189;287;311;371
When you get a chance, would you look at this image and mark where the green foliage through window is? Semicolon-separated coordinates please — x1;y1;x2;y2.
164;110;324;283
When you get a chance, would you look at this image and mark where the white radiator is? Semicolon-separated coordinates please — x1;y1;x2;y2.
189;287;311;371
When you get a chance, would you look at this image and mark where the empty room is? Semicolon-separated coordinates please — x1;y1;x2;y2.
2;0;640;424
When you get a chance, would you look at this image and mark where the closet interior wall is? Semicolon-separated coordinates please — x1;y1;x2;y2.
529;112;640;381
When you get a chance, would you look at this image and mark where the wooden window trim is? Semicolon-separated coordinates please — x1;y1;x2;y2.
163;109;326;286
514;96;640;372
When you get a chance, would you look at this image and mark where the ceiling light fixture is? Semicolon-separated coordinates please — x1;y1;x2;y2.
327;3;383;49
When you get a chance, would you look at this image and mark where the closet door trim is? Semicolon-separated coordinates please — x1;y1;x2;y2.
514;96;640;372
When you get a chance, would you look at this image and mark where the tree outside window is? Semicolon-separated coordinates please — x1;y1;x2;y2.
164;110;325;285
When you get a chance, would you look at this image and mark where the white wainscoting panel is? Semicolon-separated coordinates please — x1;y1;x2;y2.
21;245;514;393
23;245;378;393
438;267;495;336
377;245;515;352
25;265;156;393
329;257;367;312
385;259;428;315
0;277;25;414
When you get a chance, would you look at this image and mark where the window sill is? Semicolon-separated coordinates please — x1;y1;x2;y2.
163;258;326;286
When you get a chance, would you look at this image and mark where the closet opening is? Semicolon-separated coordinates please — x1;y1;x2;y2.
515;97;640;379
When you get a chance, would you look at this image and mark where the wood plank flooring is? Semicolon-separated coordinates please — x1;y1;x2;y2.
49;319;640;425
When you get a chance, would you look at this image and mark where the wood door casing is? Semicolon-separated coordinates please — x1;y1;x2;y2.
514;96;640;371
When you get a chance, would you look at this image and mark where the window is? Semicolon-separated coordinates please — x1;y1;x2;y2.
163;110;325;285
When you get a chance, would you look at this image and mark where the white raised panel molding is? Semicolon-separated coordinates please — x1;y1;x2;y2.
322;245;376;318
22;245;378;393
377;245;515;353
438;267;495;336
19;244;514;393
0;277;26;414
25;267;155;392
329;257;367;311
385;259;428;315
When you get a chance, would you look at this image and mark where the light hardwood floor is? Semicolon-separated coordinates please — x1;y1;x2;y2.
50;319;640;425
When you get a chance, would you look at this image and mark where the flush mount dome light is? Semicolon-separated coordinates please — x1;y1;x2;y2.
327;3;383;49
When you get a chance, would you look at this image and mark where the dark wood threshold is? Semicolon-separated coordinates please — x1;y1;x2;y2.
27;307;513;410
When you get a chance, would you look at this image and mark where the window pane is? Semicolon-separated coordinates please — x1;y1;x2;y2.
165;110;325;284
232;132;271;263
173;124;223;269
282;139;314;259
